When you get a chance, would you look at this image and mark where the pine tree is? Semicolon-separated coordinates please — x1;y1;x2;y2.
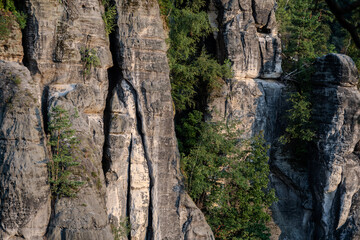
47;106;83;199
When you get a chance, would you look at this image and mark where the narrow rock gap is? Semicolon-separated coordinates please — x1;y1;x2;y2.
214;1;227;64
41;86;50;135
259;41;264;75
21;1;40;74
251;0;257;22
102;66;118;177
101;16;121;178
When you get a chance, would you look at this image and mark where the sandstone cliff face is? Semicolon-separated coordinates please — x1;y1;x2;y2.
207;0;285;142
0;0;212;239
1;0;360;239
310;54;360;239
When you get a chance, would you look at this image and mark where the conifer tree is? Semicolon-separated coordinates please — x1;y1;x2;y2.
47;106;83;199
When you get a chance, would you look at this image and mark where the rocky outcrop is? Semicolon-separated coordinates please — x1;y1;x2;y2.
207;0;360;239
1;0;359;239
0;60;50;240
267;54;360;240
310;54;360;239
207;0;284;139
104;0;213;238
22;0;114;239
208;0;282;79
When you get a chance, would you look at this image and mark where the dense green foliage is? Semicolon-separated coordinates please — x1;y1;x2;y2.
325;0;360;50
102;0;117;35
80;47;101;76
47;106;83;199
276;0;335;77
0;11;12;40
275;0;360;147
182;121;276;239
0;0;26;39
279;92;315;144
161;0;232;112
277;0;360;72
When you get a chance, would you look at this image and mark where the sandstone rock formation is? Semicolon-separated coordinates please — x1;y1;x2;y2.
0;60;50;240
0;0;213;239
310;54;360;239
1;0;359;239
207;0;284;141
268;54;360;240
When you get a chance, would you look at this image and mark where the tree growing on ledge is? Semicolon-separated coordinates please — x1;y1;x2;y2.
47;106;83;199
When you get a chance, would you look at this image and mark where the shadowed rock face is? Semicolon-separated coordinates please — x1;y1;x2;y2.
268;54;359;240
0;0;212;239
310;54;360;239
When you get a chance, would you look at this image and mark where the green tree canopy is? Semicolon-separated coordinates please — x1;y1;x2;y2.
182;121;276;240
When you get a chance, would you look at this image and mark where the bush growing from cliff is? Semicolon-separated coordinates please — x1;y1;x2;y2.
183;121;276;240
47;106;84;199
0;0;26;29
102;0;117;35
80;47;101;76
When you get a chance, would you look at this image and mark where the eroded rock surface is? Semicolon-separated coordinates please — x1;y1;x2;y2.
209;0;282;79
104;0;213;238
207;0;360;239
310;54;360;239
0;60;50;240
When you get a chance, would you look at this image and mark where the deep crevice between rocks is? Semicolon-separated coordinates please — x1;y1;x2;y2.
102;65;119;178
102;3;154;237
21;1;40;75
102;8;121;179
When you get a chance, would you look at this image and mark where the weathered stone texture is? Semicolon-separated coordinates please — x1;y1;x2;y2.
0;60;50;240
104;0;214;238
207;1;360;239
1;0;214;238
310;54;360;239
22;0;113;239
209;0;282;79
